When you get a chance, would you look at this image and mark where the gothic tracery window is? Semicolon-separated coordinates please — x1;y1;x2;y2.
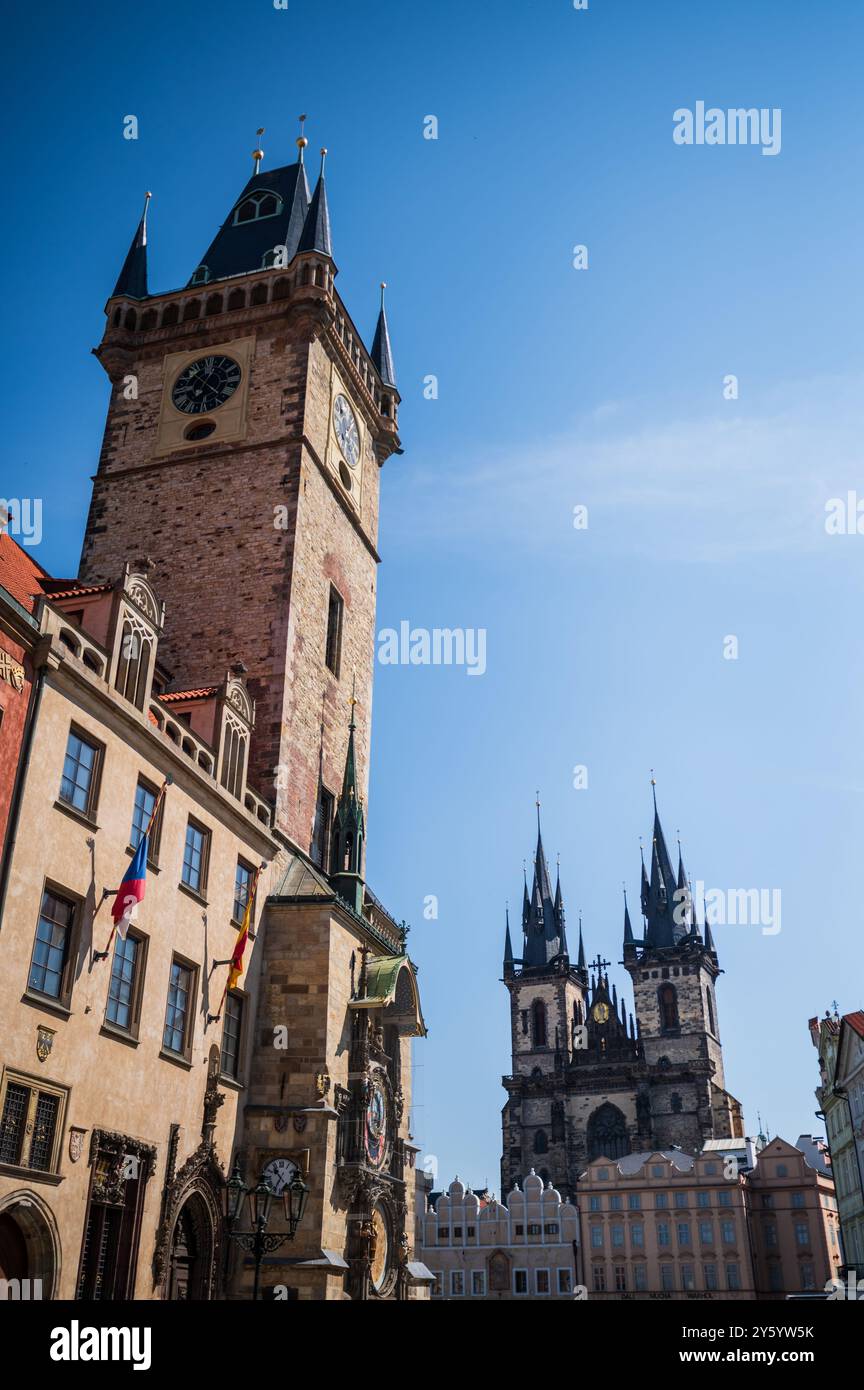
532;999;547;1048
658;983;680;1033
587;1102;629;1162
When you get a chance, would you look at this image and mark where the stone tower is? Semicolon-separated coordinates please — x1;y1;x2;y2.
80;131;401;854
501;794;743;1199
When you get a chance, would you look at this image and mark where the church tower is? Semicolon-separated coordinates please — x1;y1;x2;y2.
80;126;401;855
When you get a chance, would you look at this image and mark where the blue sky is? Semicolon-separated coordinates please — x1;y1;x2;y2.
5;0;864;1190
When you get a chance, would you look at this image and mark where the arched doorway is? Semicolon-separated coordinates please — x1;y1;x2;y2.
167;1192;214;1301
0;1193;60;1297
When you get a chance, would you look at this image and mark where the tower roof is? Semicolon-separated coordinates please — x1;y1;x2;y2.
643;785;689;950
521;806;567;970
370;284;396;387
193;156;310;283
112;192;151;300
297;152;332;257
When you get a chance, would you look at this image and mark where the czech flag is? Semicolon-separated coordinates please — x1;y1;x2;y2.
112;836;148;939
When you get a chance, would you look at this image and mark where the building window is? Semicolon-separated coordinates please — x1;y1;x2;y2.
438;1226;449;1239
764;1223;778;1248
533;1130;548;1154
718;1191;732;1207
651;1164;664;1177
535;1268;550;1295
312;786;334;871
527;1223;542;1236
660;1264;674;1292
59;727;102;818
657;1222;670;1247
611;1224;624;1248
614;1264;627;1292
453;1226;462;1238
681;1263;695;1291
800;1262;815;1290
76;1132;153;1300
233;191;282;224
221;993;244;1079
590;1225;604;1249
592;1265;606;1292
677;1222;692;1247
633;1263;647;1291
628;1193;641;1210
162;958;196;1057
432;1272;442;1296
544;1222;558;1236
470;1270;485;1296
792;1191;805;1209
704;1161;717;1175
776;1163;788;1177
532;999;547;1047
631;1223;644;1248
234;859;255;925
28;888;77;1002
589;1196;602;1212
220;715;248;800
697;1190;710;1209
181;819;210;895
586;1102;629;1162
557;1268;572;1294
706;987;716;1035
674;1191;688;1209
130;779;163;863
105;931;145;1034
704;1262;718;1290
699;1220;714;1246
325;585;344;676
768;1262;783;1292
114;618;153;710
655;1192;668;1209
658;982;679;1032
794;1222;810;1248
610;1194;622;1211
0;1073;66;1172
513;1269;528;1294
720;1220;735;1244
726;1263;741;1291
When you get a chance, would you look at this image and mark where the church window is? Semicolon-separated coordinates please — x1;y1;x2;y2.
233;191;282;225
532;999;547;1047
706;987;717;1035
587;1103;629;1162
551;1101;565;1142
124;309;137;330
205;294;223;316
520;1010;528;1035
325;585;344;676
228;287;246;310
671;1092;683;1114
251;282;268;305
658;983;679;1032
183;298;201;321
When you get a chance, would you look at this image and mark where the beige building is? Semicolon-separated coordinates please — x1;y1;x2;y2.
746;1136;843;1297
809;1010;864;1276
0;565;279;1298
418;1172;580;1299
577;1148;756;1299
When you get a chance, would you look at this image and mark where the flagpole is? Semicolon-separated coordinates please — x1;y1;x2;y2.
93;775;172;963
207;861;265;1025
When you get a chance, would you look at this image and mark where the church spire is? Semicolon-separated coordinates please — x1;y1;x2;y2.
521;798;567;970
643;780;688;950
329;695;365;913
503;905;515;978
297;148;333;257
112;192;151;300
370;282;396;387
623;887;636;962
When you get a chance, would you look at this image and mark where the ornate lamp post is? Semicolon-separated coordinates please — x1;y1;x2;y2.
223;1158;309;1300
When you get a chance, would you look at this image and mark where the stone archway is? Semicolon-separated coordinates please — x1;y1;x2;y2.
166;1191;215;1301
0;1191;60;1298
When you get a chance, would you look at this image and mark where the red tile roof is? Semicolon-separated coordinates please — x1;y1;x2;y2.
0;529;51;613
844;1011;864;1039
159;688;218;703
43;582;112;601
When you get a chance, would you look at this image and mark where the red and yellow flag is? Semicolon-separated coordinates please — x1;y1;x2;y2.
227;865;262;990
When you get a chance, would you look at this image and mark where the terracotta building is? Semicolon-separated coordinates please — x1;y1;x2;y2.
746;1136;842;1297
0;128;427;1301
0;530;45;854
809;1009;864;1277
501;797;743;1199
417;1173;580;1300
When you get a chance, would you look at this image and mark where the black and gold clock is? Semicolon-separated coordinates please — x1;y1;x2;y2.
172;355;242;414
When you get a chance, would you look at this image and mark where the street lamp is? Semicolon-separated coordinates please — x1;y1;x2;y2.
223;1161;309;1301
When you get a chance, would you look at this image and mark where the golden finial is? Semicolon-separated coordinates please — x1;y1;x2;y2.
252;127;265;175
296;113;308;162
379;281;387;310
320;146;328;174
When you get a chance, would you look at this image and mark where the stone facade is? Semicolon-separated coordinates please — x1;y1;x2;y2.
809;1011;864;1276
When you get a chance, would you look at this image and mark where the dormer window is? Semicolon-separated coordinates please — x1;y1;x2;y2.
233;191;282;225
190;265;210;286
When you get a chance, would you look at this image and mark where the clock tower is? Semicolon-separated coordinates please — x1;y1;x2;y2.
80;129;400;855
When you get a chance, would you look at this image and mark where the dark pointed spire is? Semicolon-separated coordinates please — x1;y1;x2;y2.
643;779;688;949
298;148;332;257
640;844;650;916
623;887;637;961
503;905;515;977
112;192;151;300
577;916;586;975
521;798;567;970
330;694;365;914
370;282;396;387
703;904;717;957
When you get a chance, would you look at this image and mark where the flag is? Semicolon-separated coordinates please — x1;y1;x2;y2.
228;883;255;990
112;836;148;939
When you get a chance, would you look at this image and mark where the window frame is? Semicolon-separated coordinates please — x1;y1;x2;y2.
220;989;246;1082
102;927;148;1040
325;584;344;677
57;724;104;822
233;858;255;927
161;953;198;1062
0;1068;68;1175
27;883;81;1009
513;1268;528;1295
129;776;164;868
180;817;211;898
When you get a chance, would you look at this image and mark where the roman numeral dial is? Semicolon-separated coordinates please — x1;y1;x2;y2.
171;355;242;415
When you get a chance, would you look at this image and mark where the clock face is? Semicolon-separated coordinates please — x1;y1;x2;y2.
172;355;242;414
364;1077;389;1170
333;393;360;468
262;1156;299;1195
592;1002;610;1024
